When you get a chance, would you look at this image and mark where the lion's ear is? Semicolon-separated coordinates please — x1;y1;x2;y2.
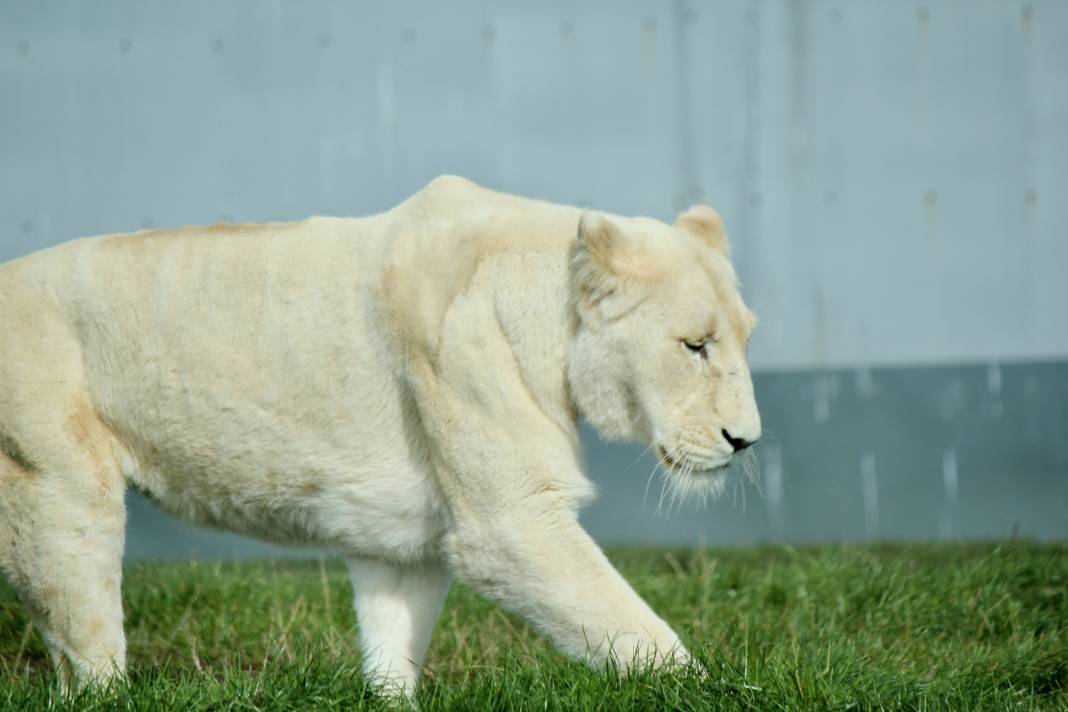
572;211;645;322
576;211;633;275
675;205;728;255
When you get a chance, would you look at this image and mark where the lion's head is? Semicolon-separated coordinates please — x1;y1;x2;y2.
567;205;760;499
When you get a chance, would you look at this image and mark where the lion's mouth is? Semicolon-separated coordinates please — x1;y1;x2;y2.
657;445;681;469
657;445;730;475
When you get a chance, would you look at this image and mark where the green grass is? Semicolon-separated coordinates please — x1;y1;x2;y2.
1;543;1066;710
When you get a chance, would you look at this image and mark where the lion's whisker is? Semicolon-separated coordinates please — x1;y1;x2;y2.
642;459;662;510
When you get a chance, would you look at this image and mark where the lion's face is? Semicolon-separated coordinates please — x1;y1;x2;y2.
568;205;760;498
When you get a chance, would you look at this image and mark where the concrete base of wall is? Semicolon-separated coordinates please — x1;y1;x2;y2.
123;358;1068;559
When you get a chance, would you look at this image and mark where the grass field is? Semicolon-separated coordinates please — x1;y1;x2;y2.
1;543;1065;710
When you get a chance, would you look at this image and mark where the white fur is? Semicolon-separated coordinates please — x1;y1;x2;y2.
0;176;759;695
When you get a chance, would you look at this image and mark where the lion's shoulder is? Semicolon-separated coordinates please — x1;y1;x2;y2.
378;177;579;367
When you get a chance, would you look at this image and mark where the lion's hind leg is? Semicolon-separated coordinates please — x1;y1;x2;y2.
0;415;128;691
348;558;451;697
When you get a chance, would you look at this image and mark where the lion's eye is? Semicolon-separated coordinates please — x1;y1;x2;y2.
683;339;710;359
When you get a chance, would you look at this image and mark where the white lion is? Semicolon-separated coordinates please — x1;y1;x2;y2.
0;176;760;694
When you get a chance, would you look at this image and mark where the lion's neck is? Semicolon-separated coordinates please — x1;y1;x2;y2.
490;245;583;447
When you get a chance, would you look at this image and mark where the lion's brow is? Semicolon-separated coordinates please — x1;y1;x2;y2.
603;293;651;323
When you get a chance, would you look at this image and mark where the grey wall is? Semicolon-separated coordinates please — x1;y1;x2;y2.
2;1;1066;554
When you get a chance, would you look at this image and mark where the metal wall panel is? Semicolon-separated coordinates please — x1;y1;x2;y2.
3;1;1065;369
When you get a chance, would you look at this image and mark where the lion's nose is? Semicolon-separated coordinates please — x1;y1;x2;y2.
722;429;756;452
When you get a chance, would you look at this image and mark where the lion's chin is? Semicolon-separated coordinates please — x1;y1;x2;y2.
665;467;729;506
655;446;732;505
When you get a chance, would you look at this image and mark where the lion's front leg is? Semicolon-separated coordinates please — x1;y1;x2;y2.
401;298;689;673
445;503;689;670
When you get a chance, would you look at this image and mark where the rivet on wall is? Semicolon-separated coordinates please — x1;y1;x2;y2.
210;38;224;54
861;453;879;539
923;189;938;207
1025;188;1037;205
400;28;416;45
1024;376;1041;445
917;7;930;22
641;17;656;33
315;33;331;50
828;8;843;24
987;362;1003;418
1024;377;1038;396
937;377;967;422
119;38;133;54
15;40;29;57
559;20;574;39
481;24;496;43
855;367;878;399
762;443;784;537
939;447;959;540
19;220;33;236
987;362;1002;394
812;373;834;424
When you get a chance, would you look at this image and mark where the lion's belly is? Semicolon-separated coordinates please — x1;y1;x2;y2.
133;465;448;563
128;413;446;562
109;358;448;562
126;420;448;562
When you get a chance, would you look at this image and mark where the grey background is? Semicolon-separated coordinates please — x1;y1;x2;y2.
2;1;1066;556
